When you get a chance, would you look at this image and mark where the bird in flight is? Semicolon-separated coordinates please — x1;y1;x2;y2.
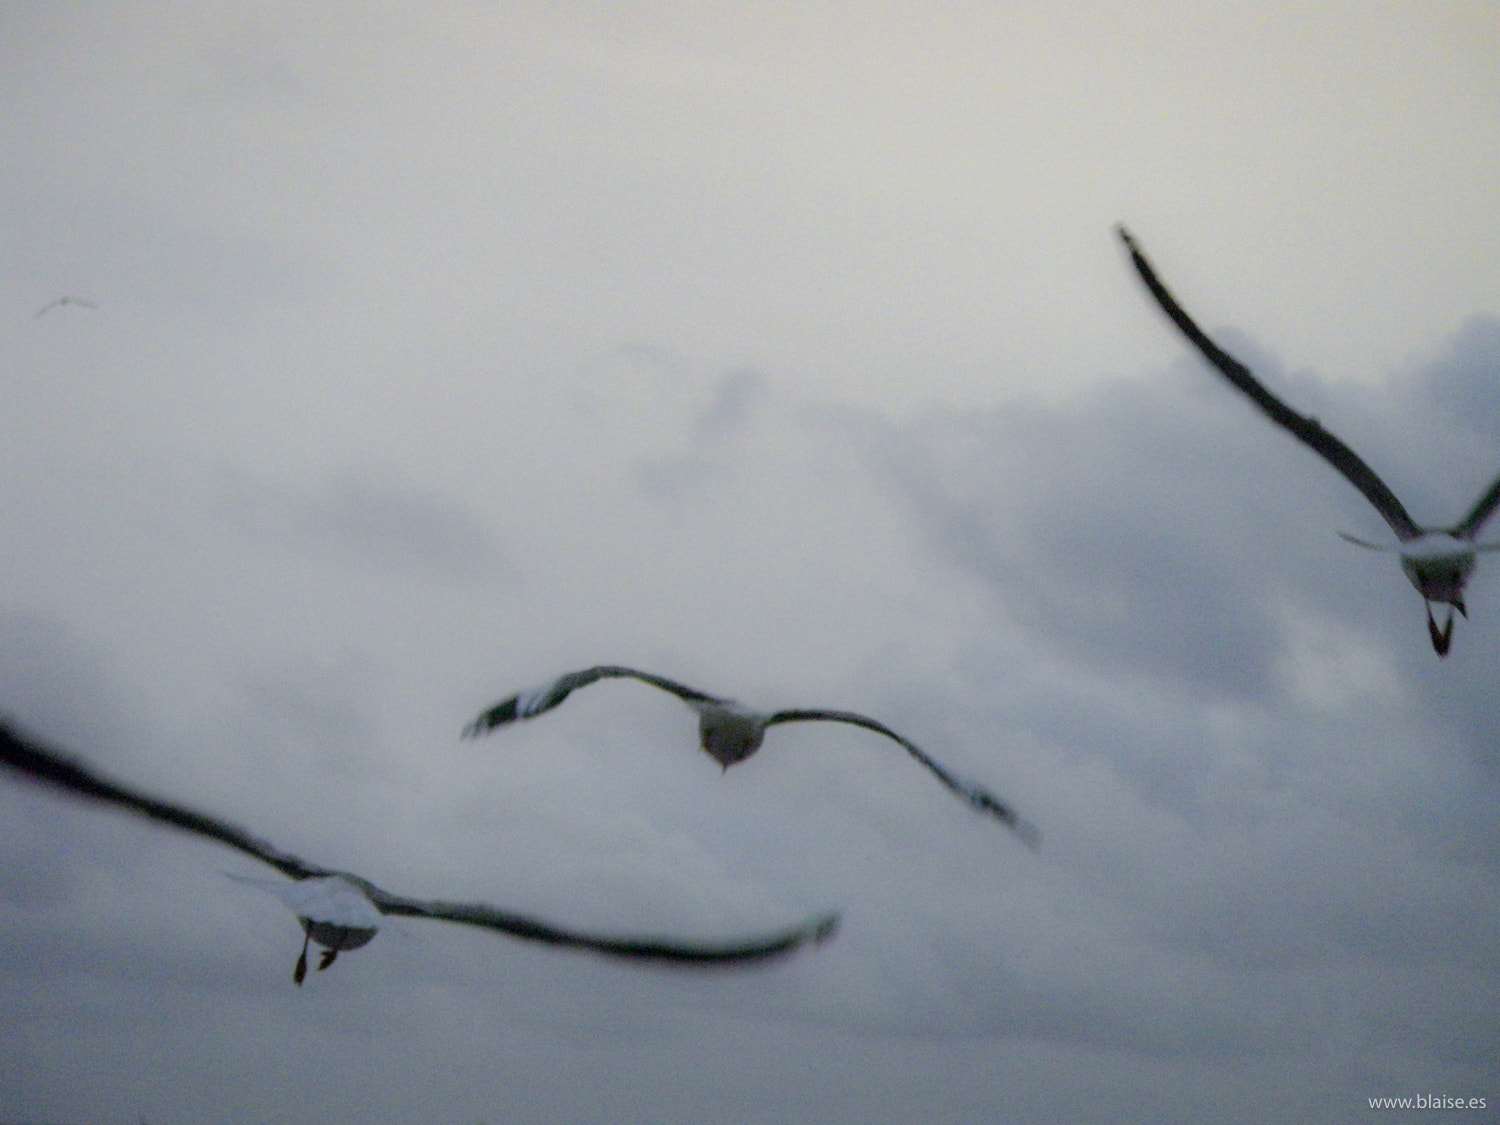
464;665;1039;847
34;296;97;318
0;717;840;985
1118;225;1500;656
228;873;383;984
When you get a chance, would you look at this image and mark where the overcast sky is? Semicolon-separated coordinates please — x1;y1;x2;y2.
2;5;1498;1123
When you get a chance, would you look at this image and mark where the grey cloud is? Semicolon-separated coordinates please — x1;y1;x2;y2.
692;367;766;440
213;467;511;584
850;378;1289;697
852;319;1500;705
1400;315;1500;448
812;322;1500;1084
636;368;768;499
190;19;316;105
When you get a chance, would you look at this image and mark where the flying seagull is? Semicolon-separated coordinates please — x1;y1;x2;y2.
1118;225;1500;655
34;296;97;318
227;874;383;984
0;717;840;985
464;666;1039;847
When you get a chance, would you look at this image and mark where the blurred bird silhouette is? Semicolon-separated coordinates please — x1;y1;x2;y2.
1119;225;1500;655
465;665;1039;847
0;717;840;984
34;296;97;318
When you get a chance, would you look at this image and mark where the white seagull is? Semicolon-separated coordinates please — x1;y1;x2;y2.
464;666;1039;847
0;717;840;985
34;296;98;318
227;874;382;985
1118;226;1500;656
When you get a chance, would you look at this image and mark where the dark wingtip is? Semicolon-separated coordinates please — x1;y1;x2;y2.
961;785;1041;848
992;800;1041;850
461;697;520;739
808;911;841;945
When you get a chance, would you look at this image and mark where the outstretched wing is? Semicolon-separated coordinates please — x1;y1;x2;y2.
1118;226;1421;542
2;717;841;967
367;887;840;965
463;665;725;738
764;709;1040;848
0;717;328;881
1450;472;1500;541
35;296;97;317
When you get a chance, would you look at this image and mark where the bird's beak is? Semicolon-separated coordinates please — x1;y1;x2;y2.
1455;598;1467;618
294;931;311;986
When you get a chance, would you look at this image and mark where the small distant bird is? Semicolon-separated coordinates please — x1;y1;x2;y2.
34;296;97;318
464;666;1039;847
0;718;839;984
1118;225;1500;655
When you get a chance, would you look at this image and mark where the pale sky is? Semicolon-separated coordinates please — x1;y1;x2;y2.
2;5;1498;1123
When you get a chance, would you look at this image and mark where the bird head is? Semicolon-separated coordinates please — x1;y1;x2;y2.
694;702;767;770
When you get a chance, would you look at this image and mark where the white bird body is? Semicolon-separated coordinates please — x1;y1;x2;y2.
1397;532;1480;601
0;718;840;985
465;666;1039;847
234;873;382;933
689;699;770;768
232;874;381;983
1119;226;1500;655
